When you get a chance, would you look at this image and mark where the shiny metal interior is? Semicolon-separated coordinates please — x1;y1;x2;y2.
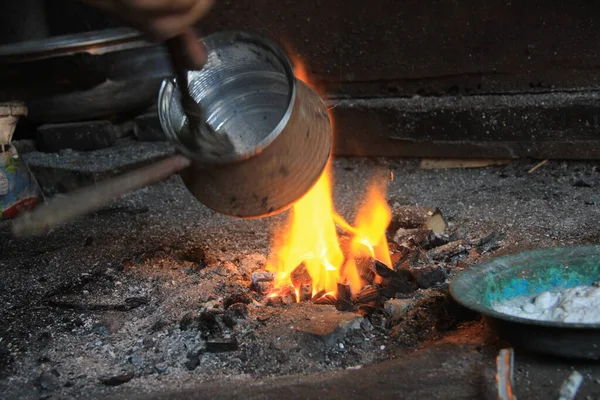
158;31;297;163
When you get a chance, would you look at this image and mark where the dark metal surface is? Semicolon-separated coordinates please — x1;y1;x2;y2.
0;29;171;123
450;245;600;359
179;80;331;219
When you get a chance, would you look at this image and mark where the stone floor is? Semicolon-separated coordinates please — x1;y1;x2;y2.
2;143;600;399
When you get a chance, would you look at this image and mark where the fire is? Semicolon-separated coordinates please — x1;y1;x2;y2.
265;56;392;300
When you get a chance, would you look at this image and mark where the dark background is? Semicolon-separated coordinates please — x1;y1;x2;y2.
3;0;600;98
2;0;600;159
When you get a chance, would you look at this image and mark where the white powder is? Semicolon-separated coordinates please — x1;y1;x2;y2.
492;284;600;324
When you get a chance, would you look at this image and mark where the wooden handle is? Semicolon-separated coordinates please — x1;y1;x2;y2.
11;154;191;237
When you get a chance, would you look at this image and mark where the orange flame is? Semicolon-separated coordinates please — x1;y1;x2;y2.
266;57;392;301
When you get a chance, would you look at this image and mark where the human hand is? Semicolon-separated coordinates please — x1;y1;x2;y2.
81;0;214;68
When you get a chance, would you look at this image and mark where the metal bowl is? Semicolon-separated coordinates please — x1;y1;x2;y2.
158;31;332;218
450;245;600;359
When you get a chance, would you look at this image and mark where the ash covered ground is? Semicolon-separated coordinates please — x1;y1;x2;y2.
2;152;600;399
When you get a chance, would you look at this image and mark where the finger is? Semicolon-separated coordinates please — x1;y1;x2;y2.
180;29;208;69
79;0;119;12
148;0;214;39
120;0;199;13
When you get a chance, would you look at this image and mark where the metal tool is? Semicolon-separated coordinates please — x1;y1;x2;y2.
11;154;191;237
165;34;236;162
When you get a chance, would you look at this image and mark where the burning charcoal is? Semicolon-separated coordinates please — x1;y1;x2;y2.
206;337;239;353
313;294;336;305
335;283;356;312
428;240;466;262
370;259;394;279
224;292;252;309
410;265;448;289
250;270;275;293
388;205;447;235
313;289;327;300
357;285;379;304
338;234;353;259
337;283;353;302
99;372;134;386
299;283;312;302
290;263;312;287
266;285;296;306
355;258;376;284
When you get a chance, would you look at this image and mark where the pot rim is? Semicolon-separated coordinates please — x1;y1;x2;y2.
157;30;297;164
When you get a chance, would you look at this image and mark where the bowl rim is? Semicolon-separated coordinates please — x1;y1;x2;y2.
449;244;600;329
158;30;297;164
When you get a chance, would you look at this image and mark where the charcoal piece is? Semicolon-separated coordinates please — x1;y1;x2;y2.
179;247;208;269
393;228;429;246
184;351;201;371
428;241;466;261
357;285;379;304
410;265;448;289
224;292;252;309
387;205;447;235
384;298;416;324
299;283;312;302
199;309;226;335
133;113;166;142
179;312;198;330
335;299;356;312
251;271;275;293
266;285;296;306
37;371;59;391
206;337;238;353
36;120;117;152
379;268;417;298
313;294;336;305
313;289;327;300
370;259;394;279
337;283;353;302
427;232;450;248
357;304;376;316
335;283;355;312
290;263;312;286
355;258;376;284
573;179;592;188
338;234;353;259
475;232;503;254
99;372;134;386
223;303;248;328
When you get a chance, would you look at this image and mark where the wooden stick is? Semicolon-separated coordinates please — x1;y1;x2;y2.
12;154;191;237
528;159;548;173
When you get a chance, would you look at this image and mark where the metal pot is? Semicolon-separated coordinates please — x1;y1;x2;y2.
158;31;332;218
